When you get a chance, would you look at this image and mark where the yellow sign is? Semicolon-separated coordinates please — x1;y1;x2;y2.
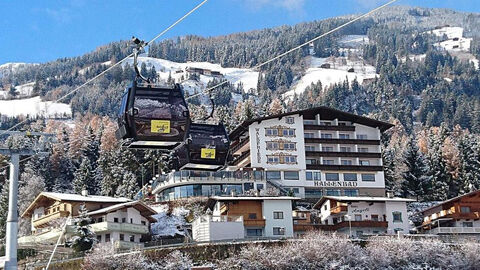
201;148;216;159
151;120;170;133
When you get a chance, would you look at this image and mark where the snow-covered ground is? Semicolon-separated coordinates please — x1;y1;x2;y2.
399;54;426;63
0;96;72;118
338;35;369;48
0;62;36;78
126;56;259;95
0;82;36;100
429;26;464;39
283;56;377;99
150;204;188;237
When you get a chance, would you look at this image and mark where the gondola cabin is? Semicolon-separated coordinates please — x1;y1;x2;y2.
171;123;231;171
116;82;190;149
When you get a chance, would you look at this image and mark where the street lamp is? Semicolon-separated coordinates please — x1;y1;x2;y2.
345;214;352;238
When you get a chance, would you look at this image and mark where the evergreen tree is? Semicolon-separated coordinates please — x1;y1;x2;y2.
70;204;96;252
458;134;480;193
400;136;429;200
0;181;9;244
116;171;138;199
73;158;97;195
19;160;45;236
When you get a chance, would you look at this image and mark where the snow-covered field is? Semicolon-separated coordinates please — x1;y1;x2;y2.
283;56;377;99
126;56;259;95
429;26;464;39
0;82;36;100
0;96;72;118
150;204;188;237
0;62;36;78
338;35;369;48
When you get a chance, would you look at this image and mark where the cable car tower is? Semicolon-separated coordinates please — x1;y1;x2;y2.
116;37;231;171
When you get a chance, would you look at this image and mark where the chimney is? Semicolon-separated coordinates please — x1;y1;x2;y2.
81;189;89;197
386;191;393;198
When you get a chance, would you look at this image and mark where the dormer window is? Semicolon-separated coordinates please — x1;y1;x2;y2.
286;117;295;124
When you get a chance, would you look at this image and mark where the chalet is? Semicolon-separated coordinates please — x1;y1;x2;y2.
19;192;157;250
192;196;299;241
313;195;414;237
420;190;480;236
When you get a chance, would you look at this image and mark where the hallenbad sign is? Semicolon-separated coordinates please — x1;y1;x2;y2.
313;181;358;187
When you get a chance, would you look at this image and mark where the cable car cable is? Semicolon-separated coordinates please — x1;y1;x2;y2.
184;0;398;102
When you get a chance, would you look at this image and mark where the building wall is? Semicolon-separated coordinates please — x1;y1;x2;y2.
192;216;244;242
219;200;263;221
104;208;149;225
385;201;410;234
262;200;294;237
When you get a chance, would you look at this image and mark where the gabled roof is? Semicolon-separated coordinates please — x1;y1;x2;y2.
229;106;394;140
87;200;157;222
22;192;131;218
421;189;480;214
313;196;415;209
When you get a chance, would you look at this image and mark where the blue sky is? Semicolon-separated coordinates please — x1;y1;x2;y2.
1;0;479;64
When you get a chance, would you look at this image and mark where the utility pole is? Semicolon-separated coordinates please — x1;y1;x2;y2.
0;131;54;270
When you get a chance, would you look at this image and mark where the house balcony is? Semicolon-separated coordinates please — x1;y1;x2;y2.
303;124;355;131
293;224;330;231
231;139;250;155
305;151;381;158
428;226;480;235
32;211;70;228
114;240;144;250
305;138;380;145
331;205;348;215
333;220;388;230
306;164;383;171
230;150;251;166
244;219;266;227
90;221;150;234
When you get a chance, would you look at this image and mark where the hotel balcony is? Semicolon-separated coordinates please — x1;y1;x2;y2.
32;211;70;228
331;205;348;215
244;219;266;227
303;124;355;131
231;150;250;166
231;139;250;155
333;220;388;230
90;221;150;234
306;164;384;171
428;226;480;235
306;151;381;158
305;138;380;145
293;224;330;231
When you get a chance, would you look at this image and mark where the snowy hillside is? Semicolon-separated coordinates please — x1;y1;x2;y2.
0;63;36;78
283;56;377;99
126;56;259;95
0;96;72;118
0;82;35;99
337;35;369;48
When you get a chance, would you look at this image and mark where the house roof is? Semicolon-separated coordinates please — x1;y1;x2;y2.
87;200;158;222
22;192;131;218
421;189;480;214
229;106;394;140
205;196;300;211
313;196;415;209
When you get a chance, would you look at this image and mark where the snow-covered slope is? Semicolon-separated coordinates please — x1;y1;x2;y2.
150;204;187;237
127;56;259;94
283;56;377;99
338;35;369;48
0;63;36;78
0;96;71;118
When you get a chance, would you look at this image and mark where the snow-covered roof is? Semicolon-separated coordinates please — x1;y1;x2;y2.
22;192;131;218
421;189;480;213
314;196;415;209
87;200;157;222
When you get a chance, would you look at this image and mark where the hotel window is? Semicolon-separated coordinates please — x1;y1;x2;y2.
355;214;362;221
291;188;300;194
323;159;335;165
361;174;375;182
340;146;351;152
306;171;321;181
141;221;146;226
322;146;334;152
358;148;369;153
248;213;257;219
305;189;323;197
344;173;357;181
97;217;103;223
463;222;473;227
284;171;300;180
326;189;341;196
359;160;370;166
393;212;403;223
105;234;111;242
306;159;317;165
266;128;279;136
247;229;263;236
344;189;358;196
305;145;316;151
371;215;379;221
339;134;350;139
122;218;126;223
283;142;296;150
266;142;279;150
304;120;315;125
97;235;102;242
326;173;339;181
461;206;471;213
120;234;125;241
286;117;295;124
266;171;281;180
273;227;285;235
114;218;119;223
285;156;297;164
267;156;280;164
341;160;353;165
283;129;295;137
305;133;315;138
129;235;135;242
273;211;284;219
321;133;333;139
357;134;368;140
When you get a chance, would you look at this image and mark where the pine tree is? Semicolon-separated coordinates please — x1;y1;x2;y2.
400;136;429;200
70;204;96;252
19;160;45;236
116;171;138;199
268;98;284;115
458;134;480;193
73;158;97;194
0;181;9;244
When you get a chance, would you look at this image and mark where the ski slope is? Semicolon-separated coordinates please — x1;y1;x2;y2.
0;96;72;118
126;56;259;95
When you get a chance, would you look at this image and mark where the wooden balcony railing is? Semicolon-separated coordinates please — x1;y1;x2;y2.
331;205;348;214
333;220;388;230
244;219;266;227
303;124;355;131
231;139;250;154
32;211;70;228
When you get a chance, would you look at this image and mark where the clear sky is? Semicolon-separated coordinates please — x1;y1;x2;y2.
1;0;479;64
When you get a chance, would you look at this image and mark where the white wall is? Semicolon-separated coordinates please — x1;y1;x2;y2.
105;208;148;225
384;201;410;234
192;216;244;242
262;200;294;237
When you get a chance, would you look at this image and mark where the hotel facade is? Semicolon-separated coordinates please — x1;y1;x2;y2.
153;107;393;201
